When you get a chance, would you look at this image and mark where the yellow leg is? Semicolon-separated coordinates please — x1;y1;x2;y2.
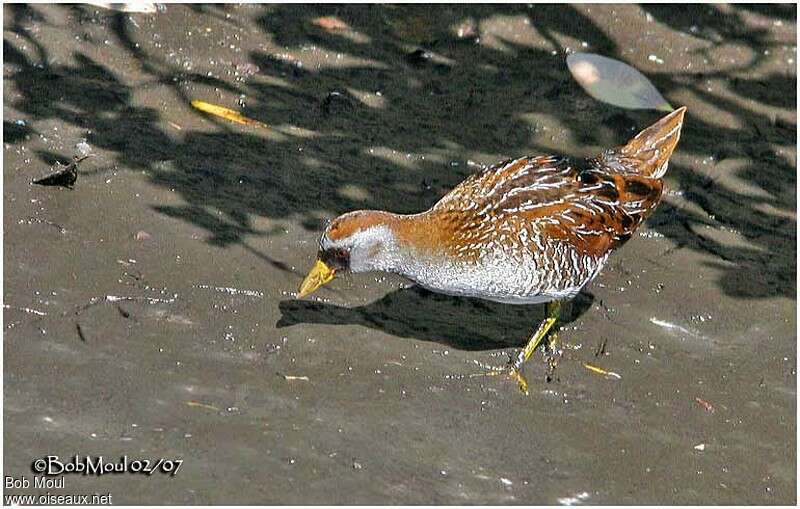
472;300;562;395
513;300;562;367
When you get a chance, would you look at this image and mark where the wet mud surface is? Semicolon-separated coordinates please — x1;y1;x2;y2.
4;4;796;504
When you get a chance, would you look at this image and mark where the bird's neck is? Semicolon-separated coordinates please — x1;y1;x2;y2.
359;210;450;273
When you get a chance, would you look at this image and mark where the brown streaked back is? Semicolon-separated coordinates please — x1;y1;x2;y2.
419;108;687;262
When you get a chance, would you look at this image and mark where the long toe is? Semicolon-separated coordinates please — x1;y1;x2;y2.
469;361;531;396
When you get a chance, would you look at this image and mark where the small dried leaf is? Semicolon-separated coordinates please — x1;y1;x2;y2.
695;397;716;413
452;18;478;40
281;374;310;381
191;100;268;128
186;400;220;411
583;362;622;379
567;53;673;111
312;16;350;32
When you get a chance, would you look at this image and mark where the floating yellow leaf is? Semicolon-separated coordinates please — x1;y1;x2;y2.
583;362;622;379
191;100;268;128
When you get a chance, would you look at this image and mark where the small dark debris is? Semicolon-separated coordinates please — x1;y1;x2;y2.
321;91;352;116
76;322;87;342
405;48;431;67
33;155;92;189
116;304;131;319
595;338;607;357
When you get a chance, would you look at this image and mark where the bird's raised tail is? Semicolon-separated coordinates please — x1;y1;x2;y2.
601;106;687;179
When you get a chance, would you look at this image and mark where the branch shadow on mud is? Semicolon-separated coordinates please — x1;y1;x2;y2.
3;3;795;299
276;286;594;352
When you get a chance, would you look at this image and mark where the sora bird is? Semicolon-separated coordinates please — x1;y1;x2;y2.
298;107;686;394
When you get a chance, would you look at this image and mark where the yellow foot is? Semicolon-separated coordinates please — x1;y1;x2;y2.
469;361;530;395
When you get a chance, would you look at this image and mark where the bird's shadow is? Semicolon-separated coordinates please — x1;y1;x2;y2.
277;286;594;351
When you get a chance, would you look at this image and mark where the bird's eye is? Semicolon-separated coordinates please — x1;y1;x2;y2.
320;247;350;270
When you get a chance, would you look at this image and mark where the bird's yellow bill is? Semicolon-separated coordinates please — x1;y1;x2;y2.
297;260;336;298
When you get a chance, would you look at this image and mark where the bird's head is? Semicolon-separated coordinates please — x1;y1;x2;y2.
297;210;399;298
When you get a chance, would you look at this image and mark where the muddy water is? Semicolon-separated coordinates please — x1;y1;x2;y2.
4;4;796;504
